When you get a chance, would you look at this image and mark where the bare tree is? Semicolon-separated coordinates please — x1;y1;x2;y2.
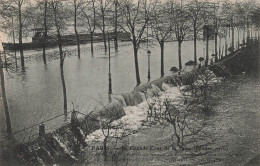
25;0;53;65
118;0;152;85
201;3;215;66
221;0;235;51
99;117;113;162
51;0;69;117
213;2;221;61
171;0;191;70
187;0;205;65
80;0;96;55
234;0;258;45
43;0;48;64
150;0;173;77
73;0;82;59
145;68;218;150
12;0;28;68
113;0;119;52
250;6;260;38
96;0;112;52
0;2;18;67
145;88;206;149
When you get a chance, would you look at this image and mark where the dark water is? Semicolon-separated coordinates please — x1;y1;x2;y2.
4;31;245;140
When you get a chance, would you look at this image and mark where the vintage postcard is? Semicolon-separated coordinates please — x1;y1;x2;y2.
0;0;259;165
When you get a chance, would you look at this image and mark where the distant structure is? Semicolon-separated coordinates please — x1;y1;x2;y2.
2;30;131;51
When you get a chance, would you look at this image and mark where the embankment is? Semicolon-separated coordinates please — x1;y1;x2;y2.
3;39;259;166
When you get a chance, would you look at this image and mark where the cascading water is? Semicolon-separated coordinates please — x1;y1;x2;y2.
12;72;200;165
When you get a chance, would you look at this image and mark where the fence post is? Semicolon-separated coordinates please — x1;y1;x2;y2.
39;124;45;137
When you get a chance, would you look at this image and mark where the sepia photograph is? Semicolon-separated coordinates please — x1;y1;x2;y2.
0;0;259;165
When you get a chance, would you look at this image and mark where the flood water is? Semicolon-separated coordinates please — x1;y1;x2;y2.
3;29;250;140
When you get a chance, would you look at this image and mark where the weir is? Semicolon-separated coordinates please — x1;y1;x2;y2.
7;39;259;165
11;73;189;165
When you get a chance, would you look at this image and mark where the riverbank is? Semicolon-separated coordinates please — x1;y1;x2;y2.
79;40;260;165
90;72;259;166
0;39;259;165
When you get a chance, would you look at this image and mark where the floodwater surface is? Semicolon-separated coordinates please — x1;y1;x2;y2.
3;30;245;140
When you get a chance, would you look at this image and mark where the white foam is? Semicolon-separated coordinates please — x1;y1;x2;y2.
85;84;184;144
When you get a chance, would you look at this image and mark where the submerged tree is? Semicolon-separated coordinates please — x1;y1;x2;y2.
51;0;69;117
80;0;96;55
221;0;235;51
96;0;112;52
201;2;215;66
73;0;82;59
30;0;52;65
43;0;48;64
251;6;260;37
150;0;173;77
187;0;205;65
0;2;19;67
172;0;191;70
118;0;151;85
13;0;28;68
213;2;221;61
113;0;119;52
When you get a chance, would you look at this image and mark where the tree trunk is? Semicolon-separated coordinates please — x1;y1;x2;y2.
237;28;240;50
160;41;164;77
90;31;94;55
74;1;80;59
52;0;67;117
206;35;209;66
243;23;245;45
114;0;118;52
108;34;112;94
12;17;17;68
215;31;218;61
250;24;253;38
102;10;107;52
246;17;250;43
102;30;107;52
228;26;230;39
133;44;141;86
214;5;218;61
172;121;180;146
231;23;234;51
18;3;24;68
58;40;67;117
218;38;221;60
225;28;228;56
178;40;182;70
57;28;67;116
193;25;197;64
103;137;108;162
0;54;12;135
43;0;47;65
256;29;259;40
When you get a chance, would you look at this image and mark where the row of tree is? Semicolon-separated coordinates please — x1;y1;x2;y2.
1;0;259;80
